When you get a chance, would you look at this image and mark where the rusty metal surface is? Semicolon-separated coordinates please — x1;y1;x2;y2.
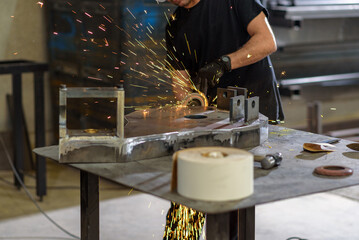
217;88;237;110
34;125;359;213
59;106;268;163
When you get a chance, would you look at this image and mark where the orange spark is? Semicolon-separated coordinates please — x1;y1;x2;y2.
126;8;136;19
85;12;93;18
103;16;112;23
99;24;106;32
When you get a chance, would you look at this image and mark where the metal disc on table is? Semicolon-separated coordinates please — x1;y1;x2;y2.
314;165;353;177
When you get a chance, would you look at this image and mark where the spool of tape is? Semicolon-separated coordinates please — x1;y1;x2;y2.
172;147;253;201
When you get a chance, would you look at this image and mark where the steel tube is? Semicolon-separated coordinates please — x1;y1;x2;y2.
12;73;24;188
34;71;46;198
81;171;99;240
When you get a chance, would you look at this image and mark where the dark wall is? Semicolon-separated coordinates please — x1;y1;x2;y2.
47;0;177;106
46;0;177;139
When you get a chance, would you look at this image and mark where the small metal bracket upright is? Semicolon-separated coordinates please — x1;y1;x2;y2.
218;86;257;123
217;88;237;110
245;97;259;123
230;95;245;123
217;86;248;111
227;86;248;99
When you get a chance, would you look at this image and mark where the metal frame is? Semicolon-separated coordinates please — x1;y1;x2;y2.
59;86;125;139
0;60;48;198
280;72;359;88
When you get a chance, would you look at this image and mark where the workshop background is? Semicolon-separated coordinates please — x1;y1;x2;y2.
1;0;359;239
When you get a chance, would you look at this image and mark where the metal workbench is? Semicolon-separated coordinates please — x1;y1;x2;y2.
34;125;359;240
1;60;48;199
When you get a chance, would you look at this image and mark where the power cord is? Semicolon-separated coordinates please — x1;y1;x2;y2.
0;136;80;240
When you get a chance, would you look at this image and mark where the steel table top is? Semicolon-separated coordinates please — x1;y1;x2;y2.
34;125;359;213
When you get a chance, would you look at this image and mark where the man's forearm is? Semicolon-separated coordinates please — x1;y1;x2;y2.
227;33;276;70
227;12;277;70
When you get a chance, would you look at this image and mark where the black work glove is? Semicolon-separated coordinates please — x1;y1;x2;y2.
193;56;231;96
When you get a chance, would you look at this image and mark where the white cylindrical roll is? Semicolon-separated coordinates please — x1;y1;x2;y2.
176;147;253;201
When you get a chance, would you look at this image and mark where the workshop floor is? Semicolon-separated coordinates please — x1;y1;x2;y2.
1;160;359;240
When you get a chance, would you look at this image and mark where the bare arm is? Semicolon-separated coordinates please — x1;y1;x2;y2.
227;11;277;70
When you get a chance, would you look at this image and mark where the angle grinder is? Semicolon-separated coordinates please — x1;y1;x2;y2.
181;93;208;107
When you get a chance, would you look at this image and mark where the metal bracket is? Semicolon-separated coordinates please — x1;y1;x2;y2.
218;86;260;123
217;88;237;110
230;95;245;123
227;86;248;99
245;97;259;123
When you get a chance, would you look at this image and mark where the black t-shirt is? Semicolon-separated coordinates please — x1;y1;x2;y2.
166;0;284;122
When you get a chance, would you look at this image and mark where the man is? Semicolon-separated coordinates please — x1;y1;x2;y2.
162;0;284;239
165;0;284;123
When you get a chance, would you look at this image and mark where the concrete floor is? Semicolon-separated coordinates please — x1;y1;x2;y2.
1;161;359;240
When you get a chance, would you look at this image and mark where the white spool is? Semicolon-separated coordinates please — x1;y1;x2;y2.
176;147;253;201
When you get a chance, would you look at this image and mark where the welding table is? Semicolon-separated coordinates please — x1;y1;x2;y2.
34;125;359;240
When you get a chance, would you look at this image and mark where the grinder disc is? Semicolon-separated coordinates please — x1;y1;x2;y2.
181;93;208;107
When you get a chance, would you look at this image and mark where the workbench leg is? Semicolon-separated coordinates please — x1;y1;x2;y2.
34;71;46;199
307;101;322;134
238;206;255;240
12;73;24;188
206;207;255;240
81;171;99;240
206;212;230;240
